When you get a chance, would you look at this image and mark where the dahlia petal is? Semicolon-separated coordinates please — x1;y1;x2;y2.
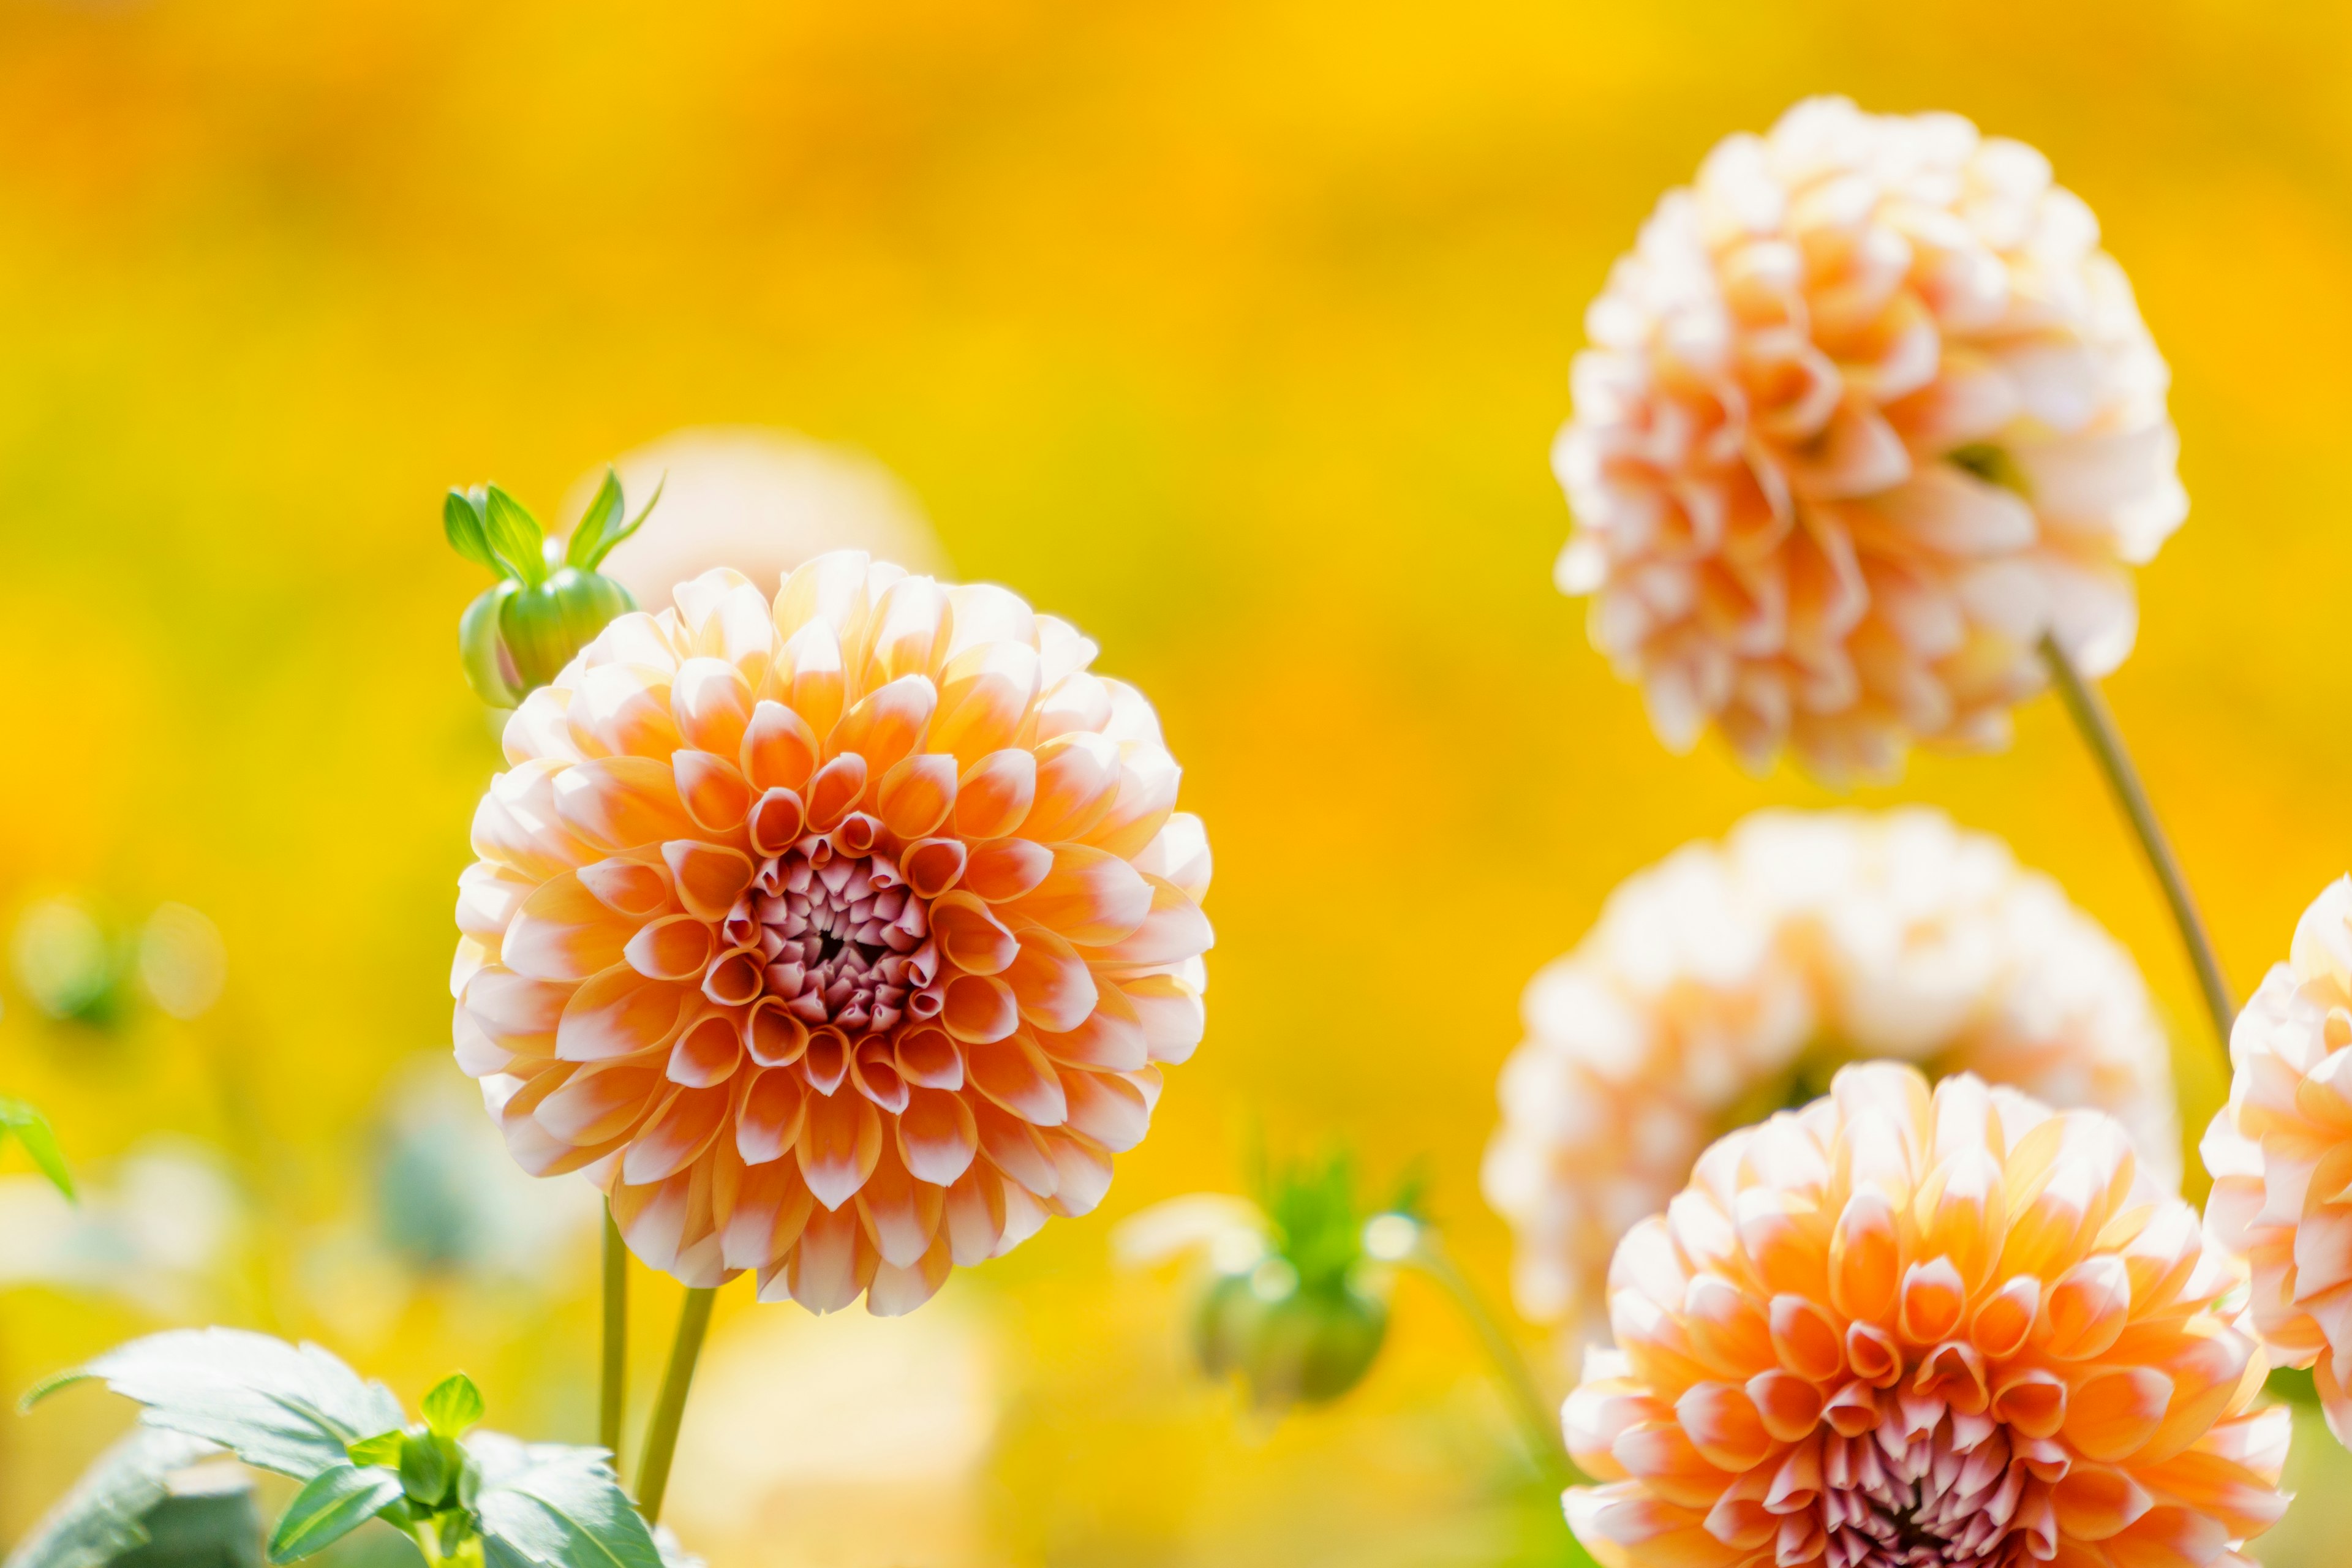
2065;1368;2172;1463
609;1167;698;1275
973;1098;1058;1197
503;685;584;767
967;1031;1068;1125
1059;1068;1150;1153
861;574;952;687
774;618;848;741
1035;984;1150;1071
577;855;676;919
995;1182;1051;1256
954;750;1037;840
931;643;1042;765
740;698;820;793
963;836;1054;903
876;753;959;839
668;1010;745;1087
624;913;716;982
553;756;696;853
1116;973;1207;1063
538;1059;663;1146
855;1141;944;1268
565;663;684;760
1130;812;1212;901
1038;1127;1114;1217
899;1085;980;1185
557;964;693;1061
462;963;571;1053
1034;671;1114;743
929;891;1020;975
456;860;538;943
1088;875;1213;966
797;1087;883;1210
1019;732;1123;843
745;998;809;1068
943;1164;1009;1265
473;760;600;879
804;753;868;832
894;1025;965;1089
736;1065;809;1165
1003;925;1098;1033
673;750;754;834
943;973;1020;1044
940;583;1039;660
671;656;755;760
901;837;968;898
773;549;875;644
622;1084;730;1183
1004;845;1153;946
849;1036;911;1114
867;1238;954;1317
720;1139;816;1270
826;674;937;781
771;1200;873;1313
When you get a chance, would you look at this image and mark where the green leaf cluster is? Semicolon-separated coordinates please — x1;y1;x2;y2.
442;473;660;709
2;1427;246;1568
26;1331;662;1568
0;1097;74;1199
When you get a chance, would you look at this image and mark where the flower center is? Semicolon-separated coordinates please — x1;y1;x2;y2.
721;836;941;1036
1818;1419;2030;1568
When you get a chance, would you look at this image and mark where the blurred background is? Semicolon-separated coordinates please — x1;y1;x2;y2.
3;1;2351;1564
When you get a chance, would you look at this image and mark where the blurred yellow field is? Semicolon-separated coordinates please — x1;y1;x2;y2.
4;2;2352;1564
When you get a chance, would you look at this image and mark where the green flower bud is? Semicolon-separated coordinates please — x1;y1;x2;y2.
1193;1261;1389;1409
443;470;660;709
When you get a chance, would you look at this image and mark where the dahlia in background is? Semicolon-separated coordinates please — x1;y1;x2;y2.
2203;875;2352;1442
1565;1063;2285;1568
1554;96;2184;780
1482;809;2177;1343
451;552;1212;1314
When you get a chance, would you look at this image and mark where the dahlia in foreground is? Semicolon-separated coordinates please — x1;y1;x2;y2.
1566;1063;2285;1568
2202;876;2352;1442
1554;96;2185;780
451;552;1212;1313
1483;809;2177;1341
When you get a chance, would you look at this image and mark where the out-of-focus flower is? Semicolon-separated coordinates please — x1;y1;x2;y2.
1117;1153;1414;1412
2202;875;2352;1446
8;899;227;1028
1564;1063;2285;1568
446;474;657;709
0;1138;241;1315
1482;808;2177;1341
454;552;1212;1314
1553;97;2184;780
574;428;948;609
137;903;226;1021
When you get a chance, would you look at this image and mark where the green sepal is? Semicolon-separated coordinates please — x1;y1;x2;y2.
423;1373;486;1439
497;570;635;692
0;1098;74;1200
443;490;503;577
480;486;547;587
345;1430;404;1468
265;1465;405;1563
460;582;526;709
565;470;665;571
398;1428;451;1507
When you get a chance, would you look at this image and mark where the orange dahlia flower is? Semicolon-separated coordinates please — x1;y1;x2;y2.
1566;1063;2285;1568
1554;97;2185;780
450;553;1212;1314
1483;809;2178;1344
2202;876;2352;1442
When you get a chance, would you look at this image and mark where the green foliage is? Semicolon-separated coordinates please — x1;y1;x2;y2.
0;1097;74;1198
1;1427;231;1568
479;488;548;589
440;473;653;707
28;1332;657;1568
561;470;663;573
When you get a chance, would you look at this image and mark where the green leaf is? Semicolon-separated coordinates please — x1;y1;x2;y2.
397;1430;450;1507
265;1466;404;1564
562;469;625;571
344;1431;403;1468
25;1329;407;1481
1;1427;224;1568
0;1098;73;1199
443;490;503;577
480;486;547;587
423;1373;485;1439
470;1434;660;1568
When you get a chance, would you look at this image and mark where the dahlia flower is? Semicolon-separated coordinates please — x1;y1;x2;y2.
2202;875;2352;1443
451;552;1212;1314
1566;1063;2286;1568
1482;809;2178;1340
1554;96;2185;780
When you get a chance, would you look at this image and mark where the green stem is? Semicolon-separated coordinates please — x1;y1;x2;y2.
2040;634;2236;1056
1409;1232;1578;1489
600;1205;628;1467
634;1285;718;1525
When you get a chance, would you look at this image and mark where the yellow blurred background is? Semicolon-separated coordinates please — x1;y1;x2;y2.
4;1;2351;1563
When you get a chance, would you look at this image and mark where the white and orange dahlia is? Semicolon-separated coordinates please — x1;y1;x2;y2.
450;552;1212;1314
1565;1063;2286;1568
1554;96;2185;780
2201;875;2352;1443
1483;809;2178;1342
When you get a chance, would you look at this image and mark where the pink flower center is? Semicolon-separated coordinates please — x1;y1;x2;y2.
720;835;941;1035
1812;1416;2041;1568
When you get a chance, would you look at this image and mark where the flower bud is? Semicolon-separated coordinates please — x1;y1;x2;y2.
1193;1262;1389;1410
443;469;661;709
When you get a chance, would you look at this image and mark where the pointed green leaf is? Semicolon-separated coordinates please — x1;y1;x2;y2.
24;1329;407;1480
0;1098;73;1199
563;469;626;571
2;1427;225;1568
398;1430;450;1507
443;490;503;576
423;1373;486;1439
480;486;547;587
265;1466;404;1563
345;1430;403;1468
570;471;663;571
469;1433;660;1568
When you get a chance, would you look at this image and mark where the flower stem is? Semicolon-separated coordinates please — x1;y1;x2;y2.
2039;634;2236;1055
1409;1231;1578;1488
634;1284;718;1525
600;1205;628;1467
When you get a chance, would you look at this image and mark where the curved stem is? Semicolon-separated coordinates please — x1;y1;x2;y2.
2040;635;2236;1055
634;1285;718;1525
1409;1231;1579;1488
599;1205;628;1467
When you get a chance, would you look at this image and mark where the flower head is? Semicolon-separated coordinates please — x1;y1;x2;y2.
2201;875;2352;1444
451;552;1212;1314
1483;809;2178;1341
1565;1063;2285;1568
1554;97;2184;780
